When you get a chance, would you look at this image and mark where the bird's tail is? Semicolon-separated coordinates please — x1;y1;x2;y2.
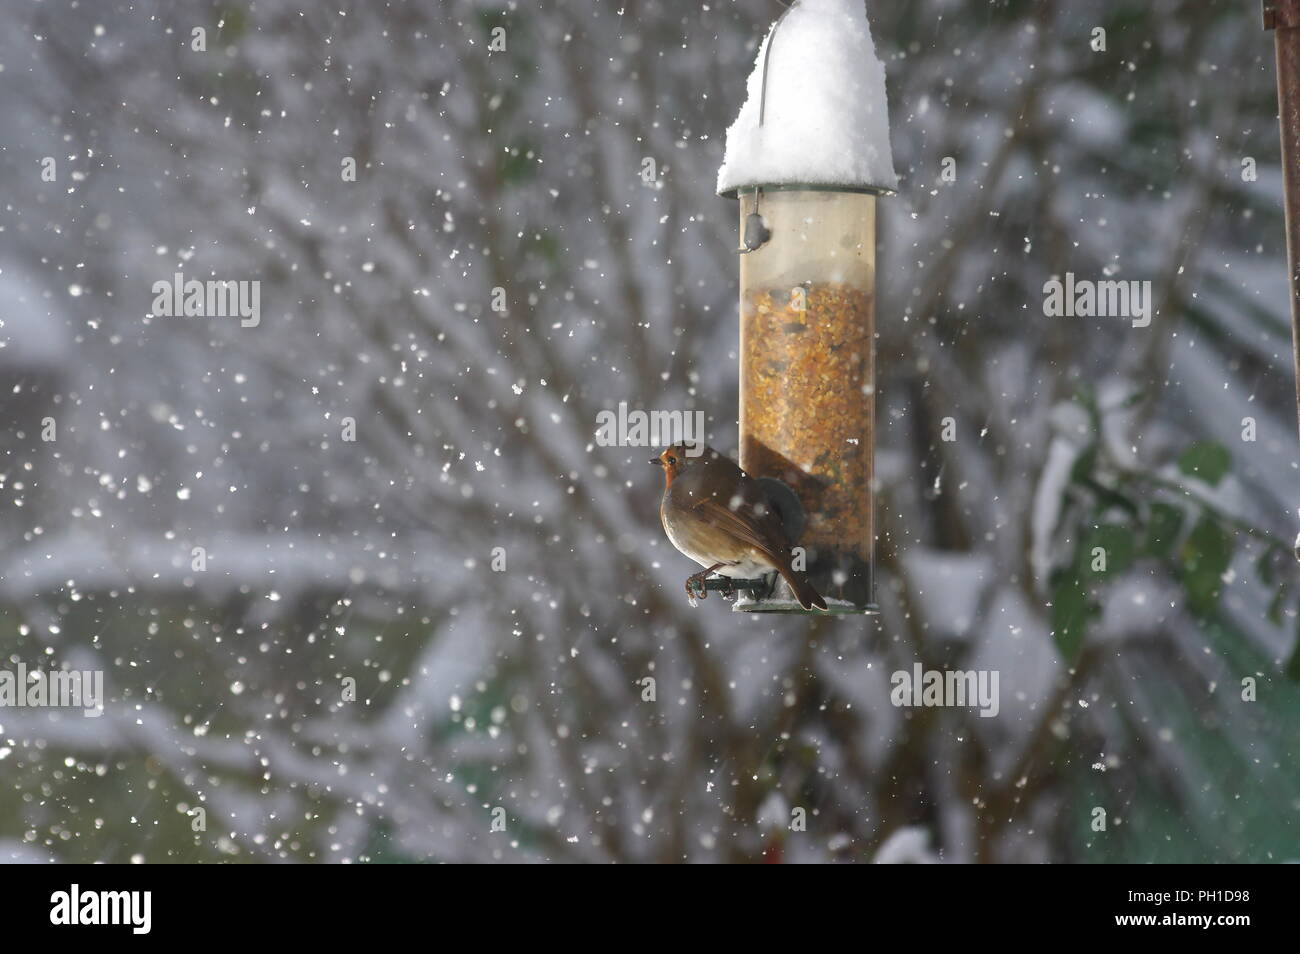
777;562;827;611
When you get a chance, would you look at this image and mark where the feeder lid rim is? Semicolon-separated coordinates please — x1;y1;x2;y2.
718;181;897;200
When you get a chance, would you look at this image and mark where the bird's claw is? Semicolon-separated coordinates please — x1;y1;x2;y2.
685;576;709;602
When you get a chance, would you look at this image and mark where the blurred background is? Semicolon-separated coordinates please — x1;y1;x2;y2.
1;0;1298;863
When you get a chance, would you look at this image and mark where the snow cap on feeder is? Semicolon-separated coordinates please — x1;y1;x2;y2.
717;0;898;198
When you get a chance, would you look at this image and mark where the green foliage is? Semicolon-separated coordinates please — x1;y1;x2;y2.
1050;568;1094;663
1255;543;1300;679
1288;635;1300;683
1177;516;1233;617
1177;441;1231;487
477;7;512;36
1047;394;1294;667
213;5;250;40
1050;522;1137;662
1141;502;1184;558
1084;523;1136;578
499;140;540;186
1072;660;1300;862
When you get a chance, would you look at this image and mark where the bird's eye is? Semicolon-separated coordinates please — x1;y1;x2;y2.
667;456;677;466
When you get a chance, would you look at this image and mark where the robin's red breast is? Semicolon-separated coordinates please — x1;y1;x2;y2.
652;442;827;611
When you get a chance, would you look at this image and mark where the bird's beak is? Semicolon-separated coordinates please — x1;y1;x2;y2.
649;458;662;466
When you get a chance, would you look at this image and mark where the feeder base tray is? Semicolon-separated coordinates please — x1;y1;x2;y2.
690;575;877;615
733;594;879;616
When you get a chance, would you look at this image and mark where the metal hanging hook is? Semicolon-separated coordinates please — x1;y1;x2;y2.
739;187;772;253
738;0;798;254
759;0;798;128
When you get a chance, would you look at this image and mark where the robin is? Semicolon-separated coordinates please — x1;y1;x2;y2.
652;442;827;611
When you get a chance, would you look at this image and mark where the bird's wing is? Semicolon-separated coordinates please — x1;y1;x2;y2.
689;492;788;565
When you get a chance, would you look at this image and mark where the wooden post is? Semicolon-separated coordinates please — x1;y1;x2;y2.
1264;0;1300;555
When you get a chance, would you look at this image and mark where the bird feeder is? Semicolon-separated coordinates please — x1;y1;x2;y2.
716;0;897;614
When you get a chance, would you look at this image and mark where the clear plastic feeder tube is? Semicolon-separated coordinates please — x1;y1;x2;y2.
736;188;877;614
